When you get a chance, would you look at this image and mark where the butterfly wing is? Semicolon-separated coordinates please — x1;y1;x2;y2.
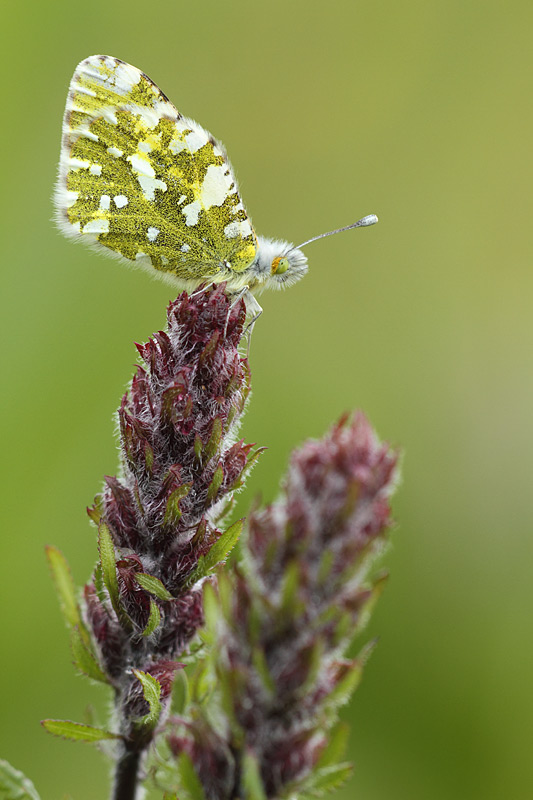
55;55;258;286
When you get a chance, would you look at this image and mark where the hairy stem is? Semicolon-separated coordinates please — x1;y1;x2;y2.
112;746;142;800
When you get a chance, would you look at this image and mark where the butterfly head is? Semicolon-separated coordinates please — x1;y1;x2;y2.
251;236;308;291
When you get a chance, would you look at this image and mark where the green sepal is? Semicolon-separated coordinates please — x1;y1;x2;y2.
0;758;41;800
203;417;222;463
142;599;161;636
206;463;224;506
193;433;203;461
216;570;234;622
93;562;109;617
87;494;103;526
45;546;80;630
97;524;120;614
298;638;324;697
324;657;366;713
353;572;389;635
135;572;174;601
132;670;162;731
163;484;192;527
186;519;243;587
70;625;109;683
299;762;353;797
201;580;220;641
317;549;335;586
143;440;154;474
175;752;206;800
188;660;213;706
41;719;120;742
198;331;219;371
315;722;350;769
171;666;189;715
279;560;303;618
241;750;267;800
98;524;131;630
251;647;275;695
230;446;266;489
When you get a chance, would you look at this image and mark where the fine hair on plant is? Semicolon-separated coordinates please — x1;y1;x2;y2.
1;283;399;800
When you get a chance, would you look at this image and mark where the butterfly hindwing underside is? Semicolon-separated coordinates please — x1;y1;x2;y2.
56;55;258;286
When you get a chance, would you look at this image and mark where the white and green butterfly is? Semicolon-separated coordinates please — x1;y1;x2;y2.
55;55;377;301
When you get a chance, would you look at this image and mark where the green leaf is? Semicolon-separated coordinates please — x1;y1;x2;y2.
142;599;162;636
135;572;174;601
45;546;80;629
241;750;267;800
132;670;162;729
41;719;120;742
301;762;353;796
176;752;206;800
0;758;41;800
70;625;109;683
187;519;244;587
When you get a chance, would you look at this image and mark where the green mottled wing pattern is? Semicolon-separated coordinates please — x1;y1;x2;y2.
55;55;258;286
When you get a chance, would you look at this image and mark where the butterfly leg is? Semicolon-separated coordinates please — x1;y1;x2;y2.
225;288;263;356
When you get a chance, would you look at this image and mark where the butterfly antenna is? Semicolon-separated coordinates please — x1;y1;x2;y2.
293;214;378;251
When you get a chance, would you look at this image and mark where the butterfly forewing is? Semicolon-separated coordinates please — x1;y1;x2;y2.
56;55;257;284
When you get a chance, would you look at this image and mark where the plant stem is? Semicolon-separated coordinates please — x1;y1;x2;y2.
112;746;142;800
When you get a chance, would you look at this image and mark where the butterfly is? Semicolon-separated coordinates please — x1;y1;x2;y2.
55;55;377;303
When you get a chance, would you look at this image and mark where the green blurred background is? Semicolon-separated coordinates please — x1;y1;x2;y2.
2;0;532;797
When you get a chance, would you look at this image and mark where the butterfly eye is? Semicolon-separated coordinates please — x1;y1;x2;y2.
271;256;289;275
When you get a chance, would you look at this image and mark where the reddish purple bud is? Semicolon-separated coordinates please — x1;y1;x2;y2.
78;285;257;752
175;412;399;798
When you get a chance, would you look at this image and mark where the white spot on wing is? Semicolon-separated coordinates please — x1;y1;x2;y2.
79;128;99;142
138;175;167;200
224;220;253;239
89;163;102;176
59;189;79;208
127;152;155;177
200;164;231;209
185;129;208;153
182;200;202;226
99;195;111;210
83;218;110;234
180;244;190;252
224;222;239;239
111;62;142;93
107;146;123;158
72;83;96;97
169;137;187;154
114;195;128;208
68;157;90;170
101;108;118;125
147;227;159;242
127;152;167;200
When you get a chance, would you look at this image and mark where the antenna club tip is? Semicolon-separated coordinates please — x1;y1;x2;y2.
360;214;378;226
